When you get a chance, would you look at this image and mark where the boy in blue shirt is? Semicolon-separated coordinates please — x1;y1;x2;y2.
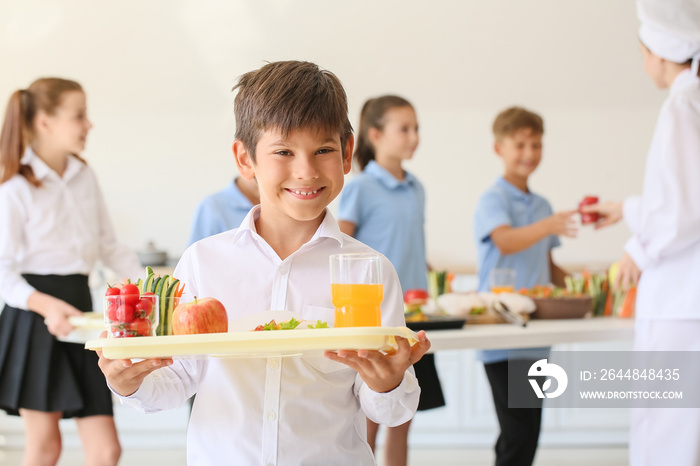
474;106;576;466
188;176;259;245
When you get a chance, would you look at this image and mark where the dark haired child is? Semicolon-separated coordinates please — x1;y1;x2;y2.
98;61;430;464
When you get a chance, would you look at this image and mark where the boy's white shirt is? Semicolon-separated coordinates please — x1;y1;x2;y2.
623;69;700;320
116;206;419;465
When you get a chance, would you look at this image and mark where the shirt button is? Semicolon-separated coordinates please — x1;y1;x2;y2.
279;263;289;275
267;411;277;421
269;361;280;370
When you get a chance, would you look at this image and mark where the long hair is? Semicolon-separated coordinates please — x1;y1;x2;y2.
0;78;83;186
354;95;413;171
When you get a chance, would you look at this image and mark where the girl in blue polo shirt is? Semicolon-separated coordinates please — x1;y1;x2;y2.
338;95;443;466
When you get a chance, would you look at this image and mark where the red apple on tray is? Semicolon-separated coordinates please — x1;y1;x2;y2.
172;297;229;335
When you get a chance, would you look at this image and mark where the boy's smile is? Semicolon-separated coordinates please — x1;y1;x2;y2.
234;127;352;235
495;128;543;188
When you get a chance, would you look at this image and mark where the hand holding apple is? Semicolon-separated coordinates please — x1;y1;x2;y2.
172;297;228;335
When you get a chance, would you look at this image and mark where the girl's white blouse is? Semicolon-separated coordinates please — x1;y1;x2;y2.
0;148;141;308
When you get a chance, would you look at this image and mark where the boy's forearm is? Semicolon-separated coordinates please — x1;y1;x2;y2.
490;220;550;255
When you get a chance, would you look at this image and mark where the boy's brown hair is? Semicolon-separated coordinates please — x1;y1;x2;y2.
232;61;353;162
492;106;544;142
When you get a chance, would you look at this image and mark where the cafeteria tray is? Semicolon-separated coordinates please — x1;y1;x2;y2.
85;326;418;360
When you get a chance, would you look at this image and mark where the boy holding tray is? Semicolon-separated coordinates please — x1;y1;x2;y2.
97;60;430;465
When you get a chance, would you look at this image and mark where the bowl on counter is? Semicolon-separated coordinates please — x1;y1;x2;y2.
531;296;592;319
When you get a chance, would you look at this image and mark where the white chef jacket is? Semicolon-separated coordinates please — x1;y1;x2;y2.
0;148;142;308
623;69;700;320
117;206;420;466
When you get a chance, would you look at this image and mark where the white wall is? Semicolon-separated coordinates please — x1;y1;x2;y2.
0;0;664;272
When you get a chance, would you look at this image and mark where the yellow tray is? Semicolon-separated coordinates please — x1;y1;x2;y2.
85;327;418;360
69;312;105;329
57;312;105;344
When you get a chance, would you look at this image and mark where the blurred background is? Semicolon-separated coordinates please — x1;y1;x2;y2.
0;0;659;272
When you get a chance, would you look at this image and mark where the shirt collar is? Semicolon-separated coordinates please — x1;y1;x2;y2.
233;206;344;247
364;160;416;189
21;147;84;182
496;176;532;202
671;68;700;95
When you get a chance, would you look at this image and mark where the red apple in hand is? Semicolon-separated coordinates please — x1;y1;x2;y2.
172;297;228;335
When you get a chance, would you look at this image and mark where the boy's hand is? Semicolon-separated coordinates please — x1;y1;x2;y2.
580;201;623;229
545;210;578;237
323;330;431;393
95;331;173;397
614;252;641;292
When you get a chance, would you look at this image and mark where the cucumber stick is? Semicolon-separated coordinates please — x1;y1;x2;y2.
151;276;162;294
159;279;179;336
154;275;169;335
143;273;155;293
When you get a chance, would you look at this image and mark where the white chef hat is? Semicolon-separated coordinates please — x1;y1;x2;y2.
637;0;700;75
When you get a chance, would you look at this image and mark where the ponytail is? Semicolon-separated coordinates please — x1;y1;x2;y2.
353;95;413;171
354;99;376;171
0;77;83;187
0;90;39;186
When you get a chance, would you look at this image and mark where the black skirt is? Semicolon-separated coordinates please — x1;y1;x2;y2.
414;353;446;411
0;274;113;418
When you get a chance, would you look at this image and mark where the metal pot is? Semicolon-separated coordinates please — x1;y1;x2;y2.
138;241;168;266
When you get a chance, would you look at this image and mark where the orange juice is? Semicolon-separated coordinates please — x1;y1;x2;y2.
332;283;383;327
491;286;515;294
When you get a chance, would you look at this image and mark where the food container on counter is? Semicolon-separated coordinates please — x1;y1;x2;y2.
531;296;593;319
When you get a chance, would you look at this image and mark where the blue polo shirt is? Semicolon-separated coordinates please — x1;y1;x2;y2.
188;179;254;246
338;161;428;291
474;177;561;363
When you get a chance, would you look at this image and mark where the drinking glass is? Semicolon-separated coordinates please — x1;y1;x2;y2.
489;268;517;294
330;253;383;327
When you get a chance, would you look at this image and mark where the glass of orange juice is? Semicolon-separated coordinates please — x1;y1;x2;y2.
490;268;516;293
330;253;383;327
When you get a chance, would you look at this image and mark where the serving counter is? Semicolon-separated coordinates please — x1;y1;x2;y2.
425;317;635;352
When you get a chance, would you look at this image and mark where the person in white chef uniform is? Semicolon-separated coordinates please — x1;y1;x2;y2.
582;0;700;464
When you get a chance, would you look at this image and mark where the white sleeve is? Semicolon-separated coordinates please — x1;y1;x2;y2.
0;185;36;308
622;195;643;235
116;359;204;413
357;369;420;426
624;99;700;270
